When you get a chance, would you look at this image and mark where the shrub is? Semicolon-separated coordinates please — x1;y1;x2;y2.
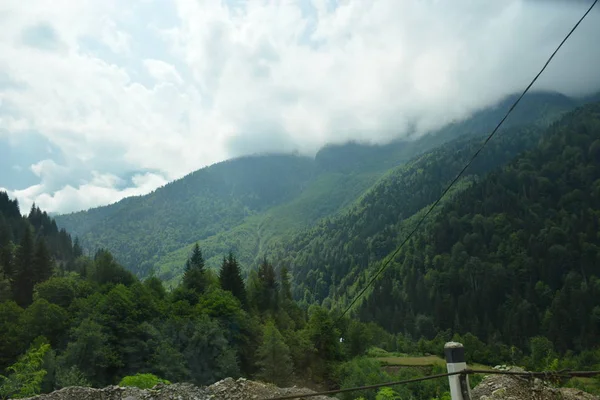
118;373;170;389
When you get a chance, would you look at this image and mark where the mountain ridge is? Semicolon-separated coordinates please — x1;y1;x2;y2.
54;90;581;280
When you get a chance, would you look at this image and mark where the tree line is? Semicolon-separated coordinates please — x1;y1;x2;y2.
0;195;400;398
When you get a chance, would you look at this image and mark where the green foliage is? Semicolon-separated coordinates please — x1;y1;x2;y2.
256;321;293;386
0;342;50;399
336;358;390;400
219;252;246;307
119;373;170;389
375;387;401;400
352;102;600;360
55;366;91;389
182;243;208;295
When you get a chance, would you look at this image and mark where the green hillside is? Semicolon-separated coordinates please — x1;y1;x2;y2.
356;102;600;353
55;91;578;281
270;122;547;305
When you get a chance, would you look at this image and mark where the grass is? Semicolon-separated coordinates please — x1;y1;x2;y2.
377;355;446;367
374;354;494;372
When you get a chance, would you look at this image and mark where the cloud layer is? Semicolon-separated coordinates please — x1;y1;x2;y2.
1;0;599;214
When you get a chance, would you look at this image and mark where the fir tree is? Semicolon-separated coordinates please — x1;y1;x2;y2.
219;252;246;307
183;243;206;294
189;243;204;270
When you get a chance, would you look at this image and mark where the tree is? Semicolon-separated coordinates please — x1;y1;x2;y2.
72;237;83;259
33;239;53;284
256;321;293;386
183;243;206;294
279;266;292;303
91;249;136;286
189;243;204;270
219;252;246;306
13;227;35;307
58;319;113;386
0;342;51;399
19;299;69;347
254;257;278;313
182;314;240;385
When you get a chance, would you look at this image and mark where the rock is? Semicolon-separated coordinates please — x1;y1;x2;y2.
471;367;599;400
17;373;599;400
18;379;335;400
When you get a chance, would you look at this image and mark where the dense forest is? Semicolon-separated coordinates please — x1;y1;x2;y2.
0;194;466;400
272;123;546;305
55;92;579;283
358;102;600;354
267;101;600;378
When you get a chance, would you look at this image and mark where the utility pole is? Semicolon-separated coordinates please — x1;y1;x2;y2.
445;342;471;400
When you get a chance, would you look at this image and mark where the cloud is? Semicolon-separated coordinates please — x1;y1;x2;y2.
0;0;599;214
3;172;168;215
144;59;184;85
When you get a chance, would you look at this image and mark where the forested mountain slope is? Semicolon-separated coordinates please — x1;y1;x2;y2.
271;122;547;304
355;102;600;354
55;91;579;279
0;192;80;307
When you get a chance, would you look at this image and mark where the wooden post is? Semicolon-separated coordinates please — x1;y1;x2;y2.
445;341;471;400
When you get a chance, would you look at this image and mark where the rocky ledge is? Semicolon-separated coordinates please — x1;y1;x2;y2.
471;366;598;400
20;377;334;400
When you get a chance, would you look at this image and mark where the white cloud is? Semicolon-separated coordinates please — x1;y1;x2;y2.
143;59;184;85
0;0;599;214
5;172;168;214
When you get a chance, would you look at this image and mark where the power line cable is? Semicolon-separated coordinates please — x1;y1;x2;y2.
335;0;599;322
261;369;600;400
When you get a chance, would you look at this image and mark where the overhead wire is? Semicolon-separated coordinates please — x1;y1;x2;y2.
334;0;599;322
261;369;600;400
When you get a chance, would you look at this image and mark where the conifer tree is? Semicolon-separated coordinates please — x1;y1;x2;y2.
257;257;278;312
279;266;292;302
189;243;204;270
183;243;206;293
33;239;53;284
219;252;246;306
14;227;35;307
73;237;83;259
256;321;293;386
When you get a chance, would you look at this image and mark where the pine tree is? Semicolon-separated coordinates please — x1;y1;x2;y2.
257;257;278;312
33;239;53;284
14;227;35;307
73;237;83;259
256;321;293;386
219;252;246;306
183;243;206;294
189;243;204;270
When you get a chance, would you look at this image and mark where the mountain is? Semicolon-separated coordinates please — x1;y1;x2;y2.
270;122;546;305
276;100;600;355
55;91;579;281
356;102;600;353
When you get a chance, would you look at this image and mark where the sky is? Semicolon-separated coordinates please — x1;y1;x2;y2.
1;0;600;215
